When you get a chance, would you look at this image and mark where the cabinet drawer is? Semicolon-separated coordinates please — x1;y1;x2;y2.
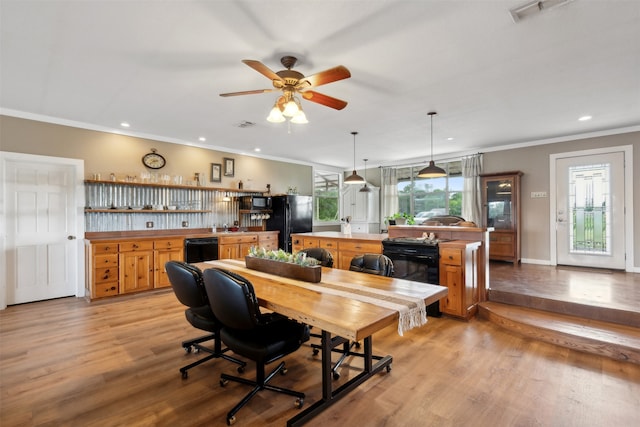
218;234;257;244
319;239;339;250
95;266;118;283
339;241;381;253
258;233;277;242
302;238;319;248
93;243;118;254
94;254;118;267
119;241;153;252
153;238;183;250
440;248;462;266
95;282;119;298
490;233;514;244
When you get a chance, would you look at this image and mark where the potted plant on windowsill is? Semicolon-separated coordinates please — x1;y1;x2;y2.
245;247;322;283
386;212;415;226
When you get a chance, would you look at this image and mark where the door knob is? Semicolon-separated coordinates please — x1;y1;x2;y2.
67;235;76;240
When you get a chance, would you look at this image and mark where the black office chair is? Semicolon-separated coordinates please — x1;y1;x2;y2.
349;253;394;277
165;261;246;379
329;253;394;379
298;247;334;267
202;268;310;426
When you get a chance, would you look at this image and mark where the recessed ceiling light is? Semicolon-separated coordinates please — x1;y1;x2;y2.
578;115;592;121
254;148;261;152
199;137;206;142
120;122;130;128
447;137;454;141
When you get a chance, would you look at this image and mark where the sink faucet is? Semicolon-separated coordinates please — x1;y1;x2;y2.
223;223;228;232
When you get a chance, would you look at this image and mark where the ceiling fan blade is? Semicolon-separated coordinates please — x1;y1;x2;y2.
297;65;351;89
301;91;348;110
219;89;278;97
242;59;284;82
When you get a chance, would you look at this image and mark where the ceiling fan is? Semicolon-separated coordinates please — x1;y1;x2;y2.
219;56;351;118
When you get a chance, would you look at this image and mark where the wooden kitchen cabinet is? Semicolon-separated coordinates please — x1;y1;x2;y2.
481;171;523;263
88;242;120;298
119;241;154;294
438;241;481;319
153;238;184;288
257;231;279;251
337;240;383;270
86;236;184;299
292;233;382;270
218;234;258;259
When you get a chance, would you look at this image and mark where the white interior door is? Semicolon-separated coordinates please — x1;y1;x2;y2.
1;152;84;306
555;151;625;269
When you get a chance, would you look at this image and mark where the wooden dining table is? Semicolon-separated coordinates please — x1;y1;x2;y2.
195;258;448;426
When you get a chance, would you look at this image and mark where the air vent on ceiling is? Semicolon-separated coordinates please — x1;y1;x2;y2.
509;0;574;23
237;121;255;128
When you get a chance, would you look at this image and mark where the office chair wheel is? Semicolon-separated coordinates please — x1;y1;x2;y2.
236;365;244;374
386;365;392;373
220;378;229;387
226;415;236;425
312;348;319;356
332;371;340;380
354;341;361;349
181;370;188;379
183;345;192;354
280;367;288;375
294;397;304;408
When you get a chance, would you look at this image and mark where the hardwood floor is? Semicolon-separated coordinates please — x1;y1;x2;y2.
2;280;640;426
488;261;640;315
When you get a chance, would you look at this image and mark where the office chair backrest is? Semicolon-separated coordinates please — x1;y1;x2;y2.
349;254;394;277
299;247;334;267
203;268;262;331
165;261;208;308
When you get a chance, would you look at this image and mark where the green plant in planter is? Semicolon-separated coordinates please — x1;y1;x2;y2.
385;212;415;225
248;247;320;267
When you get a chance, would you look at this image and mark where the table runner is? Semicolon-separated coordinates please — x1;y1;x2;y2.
205;260;427;336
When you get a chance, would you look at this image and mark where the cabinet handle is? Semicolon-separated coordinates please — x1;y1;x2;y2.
449;255;454;260
133;244;139;249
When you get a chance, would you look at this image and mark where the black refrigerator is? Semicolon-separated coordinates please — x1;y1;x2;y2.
266;195;313;252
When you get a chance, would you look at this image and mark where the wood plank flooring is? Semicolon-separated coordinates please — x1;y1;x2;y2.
2;286;640;426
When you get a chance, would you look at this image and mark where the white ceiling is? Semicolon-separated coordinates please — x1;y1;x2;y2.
1;0;639;170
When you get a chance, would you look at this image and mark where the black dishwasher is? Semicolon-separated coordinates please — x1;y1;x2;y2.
184;237;218;262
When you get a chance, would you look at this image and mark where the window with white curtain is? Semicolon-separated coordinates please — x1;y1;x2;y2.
396;161;463;218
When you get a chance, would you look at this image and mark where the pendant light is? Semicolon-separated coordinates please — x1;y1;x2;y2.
359;158;371;192
344;131;366;184
418;111;447;178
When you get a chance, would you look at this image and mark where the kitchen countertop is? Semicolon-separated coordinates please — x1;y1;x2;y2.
84;228;277;242
291;231;388;241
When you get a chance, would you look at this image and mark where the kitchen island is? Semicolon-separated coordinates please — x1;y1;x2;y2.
293;225;491;319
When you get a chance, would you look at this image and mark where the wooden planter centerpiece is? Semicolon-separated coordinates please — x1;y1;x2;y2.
245;256;322;283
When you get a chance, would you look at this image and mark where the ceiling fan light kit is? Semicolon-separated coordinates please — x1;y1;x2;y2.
418;111;447;178
221;55;351;125
345;131;366;185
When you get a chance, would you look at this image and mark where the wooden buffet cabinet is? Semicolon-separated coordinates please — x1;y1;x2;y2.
85;230;278;300
480;171;523;263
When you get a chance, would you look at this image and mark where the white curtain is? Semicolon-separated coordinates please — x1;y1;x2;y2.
461;154;483;225
381;167;398;228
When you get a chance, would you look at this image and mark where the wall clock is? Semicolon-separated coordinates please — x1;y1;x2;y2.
142;148;166;169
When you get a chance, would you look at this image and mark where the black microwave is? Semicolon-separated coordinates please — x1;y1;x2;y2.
239;195;272;210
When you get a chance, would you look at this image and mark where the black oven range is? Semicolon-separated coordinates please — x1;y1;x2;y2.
382;237;446;316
